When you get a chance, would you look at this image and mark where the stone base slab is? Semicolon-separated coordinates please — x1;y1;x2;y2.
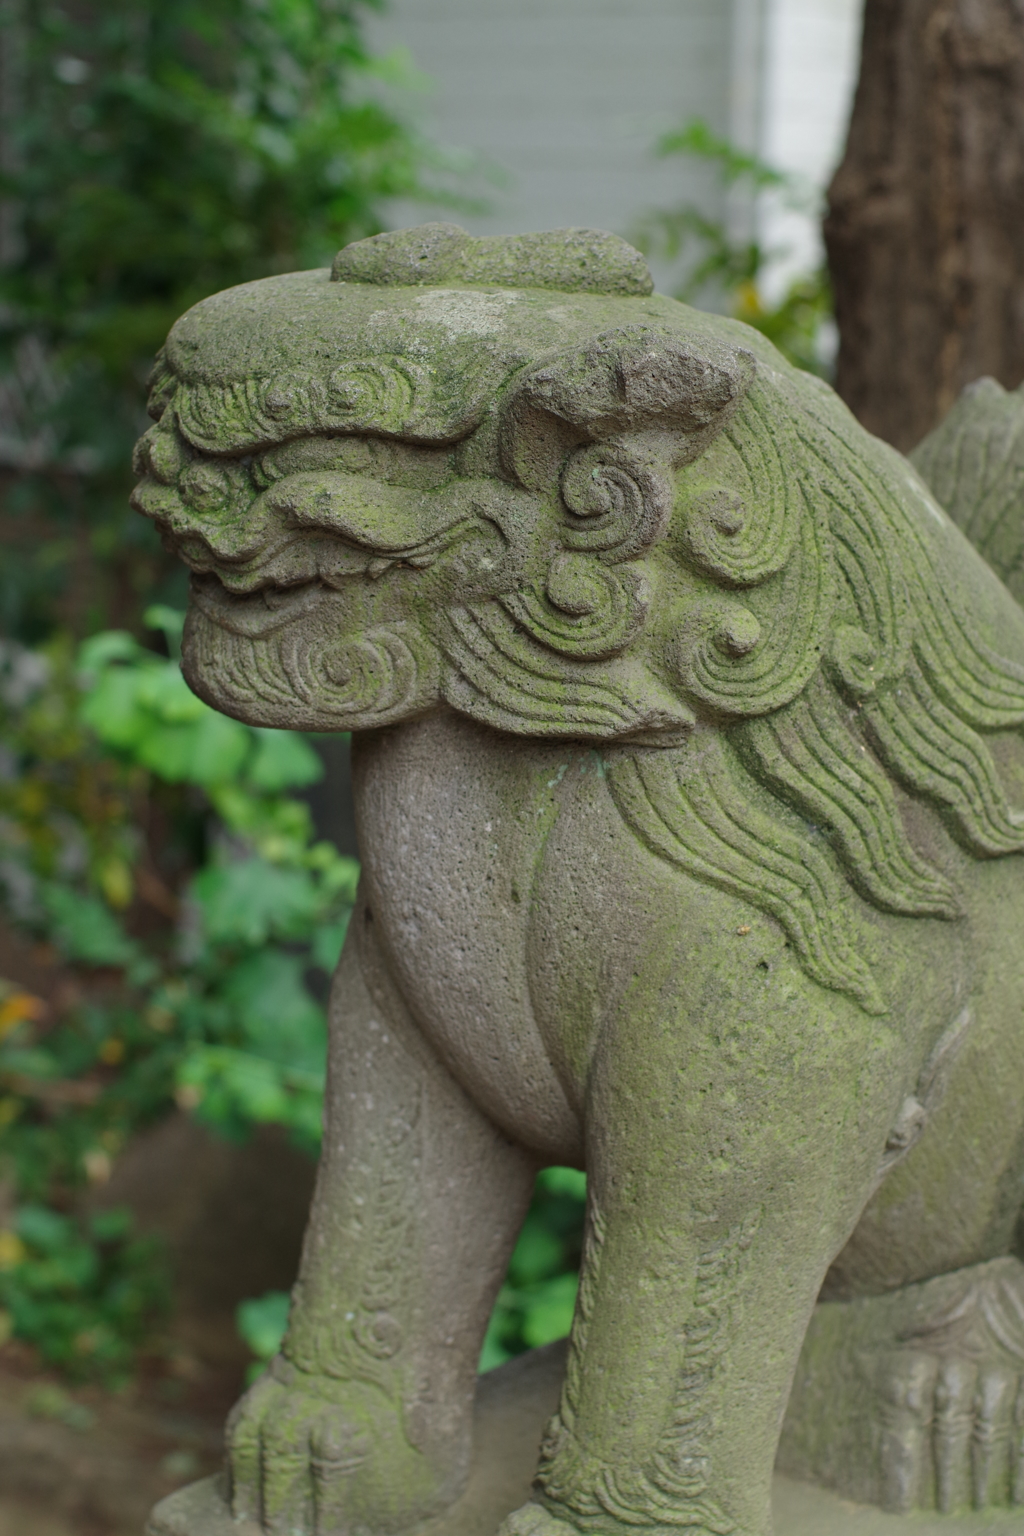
145;1342;1024;1536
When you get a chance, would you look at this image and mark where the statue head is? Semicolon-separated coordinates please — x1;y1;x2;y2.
132;222;765;740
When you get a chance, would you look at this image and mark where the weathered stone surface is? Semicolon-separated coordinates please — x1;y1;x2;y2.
145;1345;1024;1535
134;223;1024;1535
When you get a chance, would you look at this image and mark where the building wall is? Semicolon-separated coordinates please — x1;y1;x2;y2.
366;0;864;294
760;0;864;292
366;0;736;289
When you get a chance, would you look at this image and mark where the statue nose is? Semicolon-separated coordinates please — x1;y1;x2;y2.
133;421;188;484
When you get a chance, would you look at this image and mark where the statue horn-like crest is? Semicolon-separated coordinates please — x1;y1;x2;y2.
499;325;756;494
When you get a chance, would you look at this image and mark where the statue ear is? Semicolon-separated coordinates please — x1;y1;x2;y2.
499;325;756;492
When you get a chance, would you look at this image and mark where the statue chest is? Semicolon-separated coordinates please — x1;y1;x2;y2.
351;712;648;1162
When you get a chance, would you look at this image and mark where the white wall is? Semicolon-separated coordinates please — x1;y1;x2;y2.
366;0;864;296
366;0;735;289
759;0;864;294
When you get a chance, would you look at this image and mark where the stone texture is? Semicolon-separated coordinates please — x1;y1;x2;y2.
134;224;1024;1535
145;1345;1024;1535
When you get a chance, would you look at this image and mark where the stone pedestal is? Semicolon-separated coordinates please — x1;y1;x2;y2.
145;1343;1024;1536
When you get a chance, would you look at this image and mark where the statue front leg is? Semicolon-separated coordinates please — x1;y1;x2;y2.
503;963;896;1536
227;915;538;1536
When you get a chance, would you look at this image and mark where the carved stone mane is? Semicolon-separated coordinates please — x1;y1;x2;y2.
609;372;1024;1013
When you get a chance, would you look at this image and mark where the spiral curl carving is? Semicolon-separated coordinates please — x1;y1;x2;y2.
173;357;431;455
500;556;648;661
676;395;799;588
325;360;417;428
671;494;833;719
279;625;421;725
560;444;672;563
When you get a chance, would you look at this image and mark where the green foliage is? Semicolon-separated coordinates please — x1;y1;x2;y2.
0;0;463;641
0;611;358;1163
479;1166;587;1372
633;117;834;376
0;611;358;1372
237;1288;291;1384
0;1203;168;1384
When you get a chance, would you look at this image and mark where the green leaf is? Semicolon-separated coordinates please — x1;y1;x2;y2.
237;1289;290;1361
311;918;349;973
143;605;186;659
89;1208;133;1244
192;859;323;946
246;729;323;793
136;707;250;785
77;632;143;678
654;117;787;190
0;1047;60;1080
135;664;206;724
15;1205;73;1255
507;1213;565;1287
177;1044;323;1137
79;665;156;750
221;950;325;1070
537;1166;587;1201
520;1272;580;1349
179;1047;291;1126
40;884;139;967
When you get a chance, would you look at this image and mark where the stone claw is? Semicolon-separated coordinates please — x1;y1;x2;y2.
223;1358;459;1535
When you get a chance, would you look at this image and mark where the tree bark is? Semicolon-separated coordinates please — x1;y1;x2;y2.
825;0;1024;451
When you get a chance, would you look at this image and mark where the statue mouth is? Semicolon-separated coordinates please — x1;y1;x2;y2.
189;573;330;638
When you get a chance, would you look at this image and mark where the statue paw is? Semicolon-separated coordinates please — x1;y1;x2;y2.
873;1345;1024;1513
498;1502;580;1535
225;1356;452;1534
785;1256;1024;1514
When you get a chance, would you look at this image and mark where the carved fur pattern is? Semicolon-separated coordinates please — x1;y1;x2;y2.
540;1198;607;1457
536;1214;760;1533
293;1095;421;1403
600;381;1024;1011
606;731;884;1012
864;666;1024;856
679;393;798;589
734;676;960;920
442;603;695;743
675;486;833;720
188;610;426;732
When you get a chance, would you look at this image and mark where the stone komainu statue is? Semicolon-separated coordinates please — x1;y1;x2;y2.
133;224;1024;1535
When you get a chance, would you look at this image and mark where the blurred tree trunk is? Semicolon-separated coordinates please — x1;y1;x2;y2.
826;0;1024;451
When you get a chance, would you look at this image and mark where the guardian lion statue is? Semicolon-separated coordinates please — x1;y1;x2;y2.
133;224;1024;1535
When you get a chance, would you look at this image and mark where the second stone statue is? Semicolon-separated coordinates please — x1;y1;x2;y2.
138;223;1024;1535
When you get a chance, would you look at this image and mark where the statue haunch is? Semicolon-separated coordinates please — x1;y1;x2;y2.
133;223;1024;1533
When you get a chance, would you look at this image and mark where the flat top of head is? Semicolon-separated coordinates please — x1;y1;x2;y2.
330;223;655;297
156;225;766;457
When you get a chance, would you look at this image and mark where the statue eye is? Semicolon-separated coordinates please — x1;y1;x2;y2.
178;461;236;515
